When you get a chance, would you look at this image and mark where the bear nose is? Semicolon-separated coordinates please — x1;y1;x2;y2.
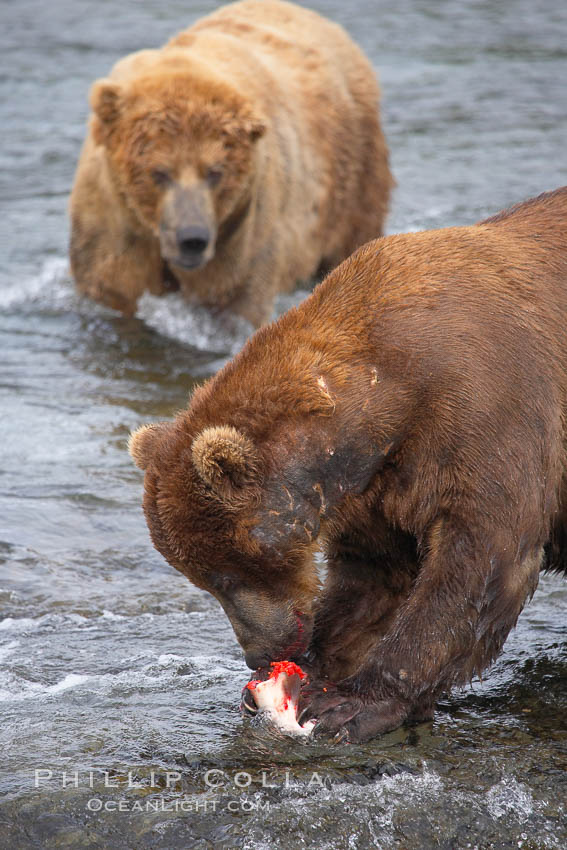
176;226;210;256
244;650;270;671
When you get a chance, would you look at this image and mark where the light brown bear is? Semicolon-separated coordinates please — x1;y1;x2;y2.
129;187;567;742
69;0;393;325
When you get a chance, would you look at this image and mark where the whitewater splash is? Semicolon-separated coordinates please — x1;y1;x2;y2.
137;288;311;355
4;257;311;356
0;257;77;312
0;609;242;704
136;291;254;356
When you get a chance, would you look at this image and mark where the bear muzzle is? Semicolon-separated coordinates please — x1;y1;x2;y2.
159;183;217;270
219;589;314;671
241;609;314;671
174;225;212;268
244;649;271;670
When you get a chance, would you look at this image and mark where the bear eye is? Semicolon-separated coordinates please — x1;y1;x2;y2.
206;166;223;187
151;168;172;187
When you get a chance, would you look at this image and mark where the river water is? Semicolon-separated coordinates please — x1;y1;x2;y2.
1;1;566;848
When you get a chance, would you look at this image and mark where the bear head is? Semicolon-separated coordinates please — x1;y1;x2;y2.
128;419;322;670
90;51;266;272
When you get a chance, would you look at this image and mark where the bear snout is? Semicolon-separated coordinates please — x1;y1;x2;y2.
242;610;314;671
174;225;212;268
159;184;217;270
244;649;271;670
221;590;314;672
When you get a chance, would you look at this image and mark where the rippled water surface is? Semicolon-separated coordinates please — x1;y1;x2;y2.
1;1;566;847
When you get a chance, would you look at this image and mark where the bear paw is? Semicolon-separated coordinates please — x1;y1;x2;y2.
298;681;409;743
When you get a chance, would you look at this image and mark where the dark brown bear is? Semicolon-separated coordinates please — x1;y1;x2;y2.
129;188;567;742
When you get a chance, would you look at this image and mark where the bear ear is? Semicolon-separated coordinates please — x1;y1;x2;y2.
90;79;122;129
223;112;266;144
242;116;266;142
128;423;169;471
192;425;259;498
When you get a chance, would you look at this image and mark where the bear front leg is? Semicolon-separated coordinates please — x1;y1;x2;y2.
70;142;165;314
301;530;420;683
299;515;542;742
70;220;164;315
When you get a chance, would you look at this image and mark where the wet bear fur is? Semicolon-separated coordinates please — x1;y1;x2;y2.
130;187;567;741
